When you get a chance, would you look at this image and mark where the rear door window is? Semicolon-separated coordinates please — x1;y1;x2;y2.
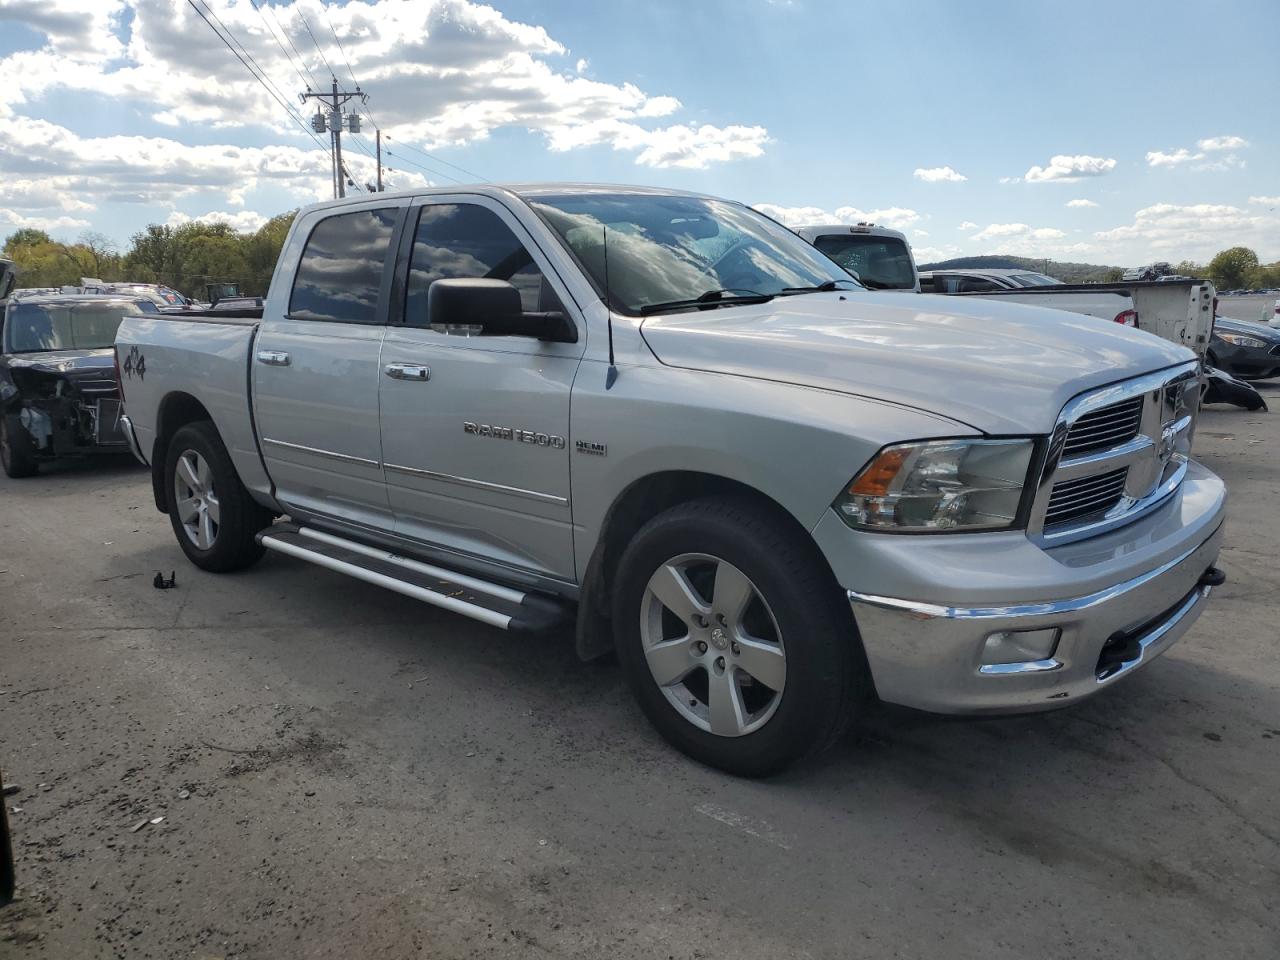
288;208;398;323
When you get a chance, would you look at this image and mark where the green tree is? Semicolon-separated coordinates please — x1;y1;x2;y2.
2;228;54;253
1207;246;1260;289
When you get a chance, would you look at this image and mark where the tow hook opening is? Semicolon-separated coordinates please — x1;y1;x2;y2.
1095;567;1224;681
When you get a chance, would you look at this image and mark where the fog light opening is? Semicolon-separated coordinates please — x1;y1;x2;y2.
981;627;1061;667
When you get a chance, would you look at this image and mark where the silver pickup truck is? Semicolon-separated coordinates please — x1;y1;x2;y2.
115;184;1226;776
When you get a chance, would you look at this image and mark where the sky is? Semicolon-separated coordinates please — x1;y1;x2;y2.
0;0;1277;267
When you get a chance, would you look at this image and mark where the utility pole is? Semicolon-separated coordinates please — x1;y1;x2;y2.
376;129;383;192
302;78;368;200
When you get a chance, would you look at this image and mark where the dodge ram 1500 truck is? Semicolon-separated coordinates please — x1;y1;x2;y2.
115;185;1227;776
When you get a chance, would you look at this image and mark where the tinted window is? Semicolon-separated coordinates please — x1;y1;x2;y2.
405;204;550;326
289;208;397;323
812;235;916;290
3;300;138;353
1009;273;1061;287
956;276;1003;293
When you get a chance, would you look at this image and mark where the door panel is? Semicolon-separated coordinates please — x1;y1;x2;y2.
254;318;389;527
378;196;585;580
380;333;578;577
252;203;402;530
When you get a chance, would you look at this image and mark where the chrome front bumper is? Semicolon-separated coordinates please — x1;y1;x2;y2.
836;466;1226;714
118;413;149;466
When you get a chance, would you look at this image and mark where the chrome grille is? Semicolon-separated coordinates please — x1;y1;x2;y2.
1031;361;1202;544
1061;396;1143;456
1044;467;1128;528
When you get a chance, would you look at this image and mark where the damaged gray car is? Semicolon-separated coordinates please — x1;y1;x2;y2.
0;293;154;478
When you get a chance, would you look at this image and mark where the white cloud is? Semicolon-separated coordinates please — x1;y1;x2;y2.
957;221;978;230
575;58;588;73
1198;135;1248;152
1095;202;1280;260
998;176;1022;184
166;210;271;233
1024;154;1116;183
1250;196;1280;207
913;165;966;183
1147;148;1198;168
972;223;1066;242
912;230;929;238
0;0;767;171
752;203;921;231
0;208;92;232
1147;135;1250;171
1066;199;1099;208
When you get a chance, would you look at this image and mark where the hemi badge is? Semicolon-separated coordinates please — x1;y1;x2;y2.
576;440;607;457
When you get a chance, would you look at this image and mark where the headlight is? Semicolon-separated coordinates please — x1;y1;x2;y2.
1216;332;1267;348
834;438;1034;532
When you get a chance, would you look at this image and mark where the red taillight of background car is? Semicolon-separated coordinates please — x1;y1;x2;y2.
1114;309;1137;327
113;344;126;402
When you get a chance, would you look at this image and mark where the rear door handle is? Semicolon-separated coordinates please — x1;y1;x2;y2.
385;363;431;381
256;350;291;366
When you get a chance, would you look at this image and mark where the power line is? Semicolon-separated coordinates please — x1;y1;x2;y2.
185;0;327;153
297;11;337;81
194;0;297;115
248;0;317;92
257;0;322;90
382;134;489;183
382;147;464;185
322;5;360;89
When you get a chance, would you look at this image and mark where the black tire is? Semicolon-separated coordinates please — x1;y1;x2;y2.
0;414;38;478
165;421;273;572
613;496;863;777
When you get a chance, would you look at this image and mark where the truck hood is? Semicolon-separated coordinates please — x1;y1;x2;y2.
5;348;115;374
639;293;1195;434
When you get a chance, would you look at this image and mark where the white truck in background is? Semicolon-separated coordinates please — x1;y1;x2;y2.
798;226;1216;359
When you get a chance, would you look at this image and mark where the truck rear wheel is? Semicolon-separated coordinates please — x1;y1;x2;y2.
0;415;38;478
165;421;272;572
613;497;862;777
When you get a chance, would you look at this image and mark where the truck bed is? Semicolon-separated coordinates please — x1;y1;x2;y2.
114;313;273;502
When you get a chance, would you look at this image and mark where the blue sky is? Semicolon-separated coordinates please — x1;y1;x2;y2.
1;0;1276;266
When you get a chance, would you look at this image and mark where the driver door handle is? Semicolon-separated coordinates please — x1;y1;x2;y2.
256;350;291;366
385;363;431;382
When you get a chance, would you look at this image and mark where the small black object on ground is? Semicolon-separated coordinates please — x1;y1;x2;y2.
153;571;177;590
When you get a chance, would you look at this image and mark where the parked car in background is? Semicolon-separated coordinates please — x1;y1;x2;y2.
117;184;1225;776
1122;263;1174;282
1;294;152;477
1208;316;1280;380
81;280;190;309
793;224;918;291
917;268;1062;292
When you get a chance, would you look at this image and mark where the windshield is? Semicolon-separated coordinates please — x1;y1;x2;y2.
528;193;857;314
812;235;916;289
1009;273;1061;287
3;301;136;354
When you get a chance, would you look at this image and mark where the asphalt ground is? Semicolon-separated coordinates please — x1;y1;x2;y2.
1;383;1278;959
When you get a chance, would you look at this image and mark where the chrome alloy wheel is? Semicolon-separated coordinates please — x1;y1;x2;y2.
173;449;220;550
640;553;786;737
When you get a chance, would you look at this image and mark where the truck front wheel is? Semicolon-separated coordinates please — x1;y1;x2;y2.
165;421;272;572
613;497;863;777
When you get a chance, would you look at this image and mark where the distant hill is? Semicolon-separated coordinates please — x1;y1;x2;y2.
917;254;1125;284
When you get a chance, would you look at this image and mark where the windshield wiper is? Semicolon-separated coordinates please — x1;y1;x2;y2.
780;279;859;295
639;289;775;316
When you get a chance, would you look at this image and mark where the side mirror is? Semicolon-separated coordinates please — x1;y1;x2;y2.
426;278;577;343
